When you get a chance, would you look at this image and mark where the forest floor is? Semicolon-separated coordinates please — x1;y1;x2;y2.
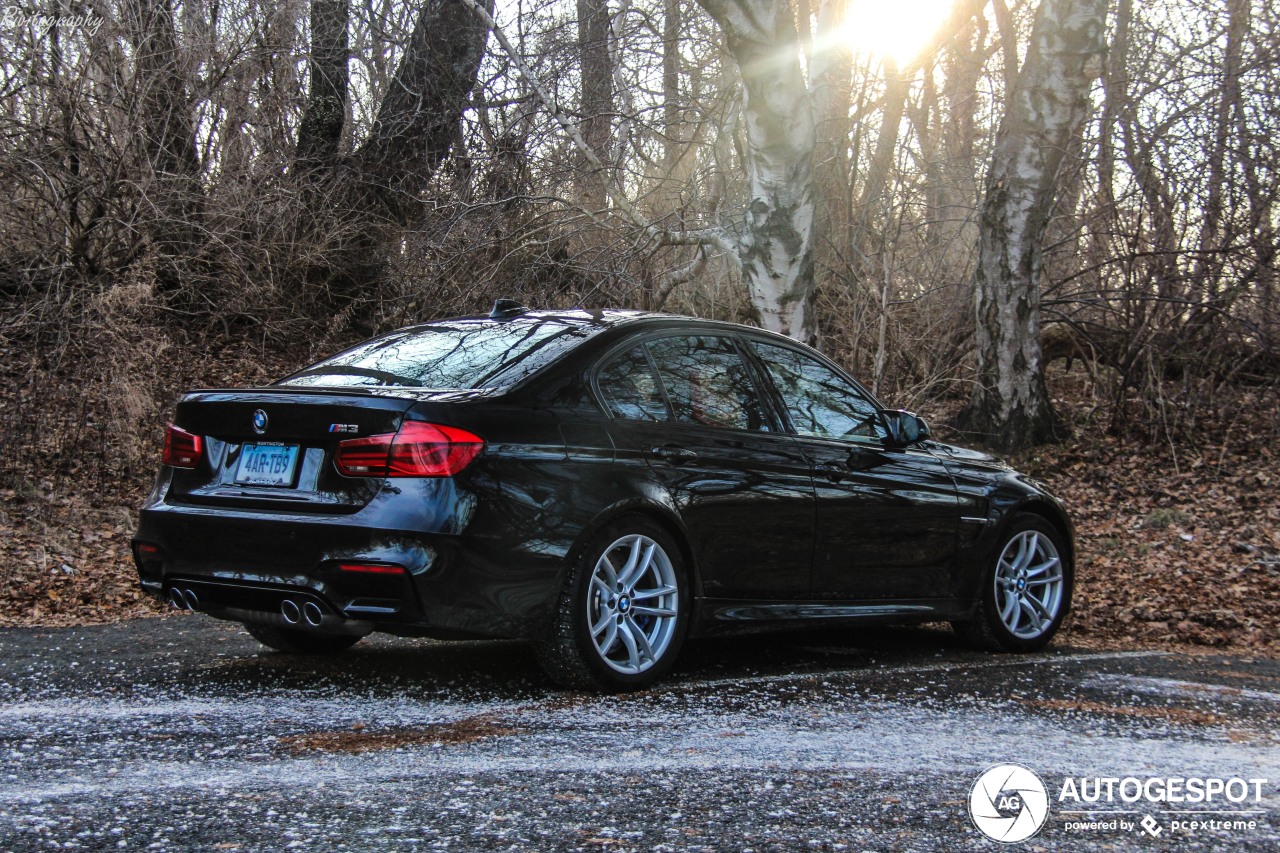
1;336;1277;657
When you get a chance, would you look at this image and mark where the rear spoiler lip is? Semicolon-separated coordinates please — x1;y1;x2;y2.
181;386;503;403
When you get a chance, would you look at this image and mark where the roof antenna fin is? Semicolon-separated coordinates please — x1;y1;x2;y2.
490;299;528;319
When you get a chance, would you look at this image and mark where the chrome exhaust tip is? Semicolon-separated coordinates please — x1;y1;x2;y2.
302;601;323;627
167;587;185;610
280;598;301;625
181;588;200;611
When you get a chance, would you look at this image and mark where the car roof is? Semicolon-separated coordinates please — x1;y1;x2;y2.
409;307;667;328
408;307;796;343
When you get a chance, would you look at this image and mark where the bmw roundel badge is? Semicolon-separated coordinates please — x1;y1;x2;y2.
252;409;268;434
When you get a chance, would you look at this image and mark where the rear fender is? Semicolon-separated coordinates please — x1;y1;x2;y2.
559;495;700;602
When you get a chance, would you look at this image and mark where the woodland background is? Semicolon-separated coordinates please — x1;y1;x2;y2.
0;0;1276;652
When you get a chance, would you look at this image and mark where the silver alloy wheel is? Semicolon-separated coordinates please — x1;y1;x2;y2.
994;530;1065;640
586;533;680;675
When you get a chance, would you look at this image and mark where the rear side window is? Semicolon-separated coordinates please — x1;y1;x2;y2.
647;335;770;432
280;316;598;390
597;345;669;421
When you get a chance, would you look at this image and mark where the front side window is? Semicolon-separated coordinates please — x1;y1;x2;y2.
646;335;770;432
752;341;886;442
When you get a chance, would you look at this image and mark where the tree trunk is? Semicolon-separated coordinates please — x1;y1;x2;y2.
661;0;681;174
576;0;614;208
355;0;492;224
696;0;817;342
296;0;349;166
124;0;203;290
929;4;984;278
290;0;490;311
958;0;1108;451
809;0;852;316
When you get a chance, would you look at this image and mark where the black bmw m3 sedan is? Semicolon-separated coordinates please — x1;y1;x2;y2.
133;303;1075;690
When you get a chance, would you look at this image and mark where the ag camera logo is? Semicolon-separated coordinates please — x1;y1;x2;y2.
969;764;1050;843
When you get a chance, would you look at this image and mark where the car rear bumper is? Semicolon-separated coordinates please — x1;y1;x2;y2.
133;493;567;641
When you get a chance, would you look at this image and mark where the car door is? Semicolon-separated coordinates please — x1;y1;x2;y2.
747;339;960;600
595;332;815;599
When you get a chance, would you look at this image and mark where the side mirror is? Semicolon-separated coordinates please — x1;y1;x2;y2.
882;409;930;446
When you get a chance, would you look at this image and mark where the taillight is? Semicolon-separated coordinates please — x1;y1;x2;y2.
337;562;406;575
161;424;203;468
334;421;484;478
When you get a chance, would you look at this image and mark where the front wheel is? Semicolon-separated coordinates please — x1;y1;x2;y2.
953;514;1073;652
537;518;689;691
244;623;362;655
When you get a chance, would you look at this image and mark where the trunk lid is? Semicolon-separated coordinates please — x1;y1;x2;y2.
166;386;492;512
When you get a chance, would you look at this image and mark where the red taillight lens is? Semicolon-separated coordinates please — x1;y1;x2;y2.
337;562;406;575
332;432;394;476
161;424;203;468
387;422;485;476
334;421;484;478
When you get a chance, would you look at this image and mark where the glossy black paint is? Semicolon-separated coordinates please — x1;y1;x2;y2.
134;310;1074;646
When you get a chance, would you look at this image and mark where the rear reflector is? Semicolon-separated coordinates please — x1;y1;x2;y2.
137;543;161;555
161;424;203;468
337;563;407;575
334;421;483;478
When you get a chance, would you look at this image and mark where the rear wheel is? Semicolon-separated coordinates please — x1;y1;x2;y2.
244;623;362;655
537;517;689;691
953;514;1072;652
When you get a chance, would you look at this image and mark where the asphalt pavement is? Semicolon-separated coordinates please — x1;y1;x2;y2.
0;616;1277;851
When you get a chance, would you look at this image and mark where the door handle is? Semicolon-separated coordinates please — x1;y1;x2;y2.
652;445;698;464
815;461;848;482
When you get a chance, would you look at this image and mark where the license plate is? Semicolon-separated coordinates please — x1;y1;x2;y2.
234;443;300;487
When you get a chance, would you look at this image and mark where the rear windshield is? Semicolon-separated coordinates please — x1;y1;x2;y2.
279;315;602;390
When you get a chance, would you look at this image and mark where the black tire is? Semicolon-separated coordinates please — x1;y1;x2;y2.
536;516;690;691
244;623;362;655
952;514;1073;652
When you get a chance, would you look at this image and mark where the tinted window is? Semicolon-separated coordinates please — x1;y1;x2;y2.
647;335;770;432
753;341;886;441
279;315;599;390
597;345;669;421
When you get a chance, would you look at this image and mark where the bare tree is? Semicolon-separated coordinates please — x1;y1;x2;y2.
353;0;492;221
296;0;349;165
576;0;614;207
124;0;204;291
696;0;817;341
958;0;1108;450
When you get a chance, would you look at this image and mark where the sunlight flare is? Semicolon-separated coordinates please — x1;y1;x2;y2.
842;0;956;66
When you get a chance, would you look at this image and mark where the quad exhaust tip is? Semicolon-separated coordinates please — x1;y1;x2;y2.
302;601;324;627
280;598;324;627
168;586;200;611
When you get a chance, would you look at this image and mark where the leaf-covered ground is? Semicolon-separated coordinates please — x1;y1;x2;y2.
1019;415;1280;655
2;351;1277;656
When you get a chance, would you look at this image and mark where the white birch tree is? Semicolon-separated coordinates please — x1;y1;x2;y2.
696;0;818;341
958;0;1108;450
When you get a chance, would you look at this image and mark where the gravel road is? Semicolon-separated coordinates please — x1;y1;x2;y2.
1;617;1276;851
